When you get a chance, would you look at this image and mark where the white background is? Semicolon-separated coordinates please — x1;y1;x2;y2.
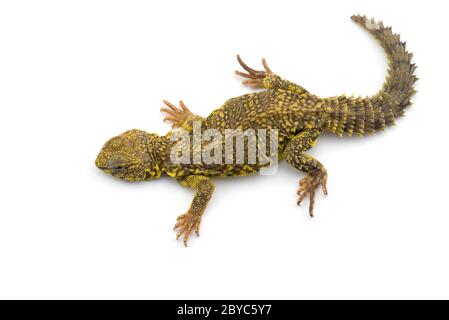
0;0;448;300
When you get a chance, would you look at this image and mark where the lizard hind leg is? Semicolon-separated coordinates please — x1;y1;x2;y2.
235;55;312;96
283;125;328;217
296;157;328;217
235;55;273;89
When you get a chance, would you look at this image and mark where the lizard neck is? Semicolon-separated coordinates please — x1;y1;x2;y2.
144;134;172;179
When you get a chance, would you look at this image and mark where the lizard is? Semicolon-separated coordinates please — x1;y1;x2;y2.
95;15;417;246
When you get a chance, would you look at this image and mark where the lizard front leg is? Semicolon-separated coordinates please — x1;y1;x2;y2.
174;175;215;246
235;55;310;95
160;100;205;131
283;124;328;217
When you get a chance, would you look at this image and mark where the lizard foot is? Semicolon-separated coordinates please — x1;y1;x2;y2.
173;212;201;247
297;172;328;217
161;100;193;128
235;55;273;88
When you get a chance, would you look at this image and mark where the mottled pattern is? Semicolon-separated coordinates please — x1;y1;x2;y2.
96;15;417;246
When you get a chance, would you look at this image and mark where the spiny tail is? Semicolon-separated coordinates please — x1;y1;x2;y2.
324;15;417;136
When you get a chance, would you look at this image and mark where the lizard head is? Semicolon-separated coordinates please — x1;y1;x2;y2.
95;129;164;181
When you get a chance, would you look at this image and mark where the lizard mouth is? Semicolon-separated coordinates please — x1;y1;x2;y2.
95;154;133;171
96;161;130;173
105;164;129;172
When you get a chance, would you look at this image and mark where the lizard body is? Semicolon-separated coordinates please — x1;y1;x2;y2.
95;15;417;246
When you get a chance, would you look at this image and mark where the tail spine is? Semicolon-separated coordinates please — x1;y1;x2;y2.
324;15;418;136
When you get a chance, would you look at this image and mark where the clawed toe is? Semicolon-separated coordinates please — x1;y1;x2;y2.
173;212;201;247
160;100;192;128
235;55;273;88
297;173;328;217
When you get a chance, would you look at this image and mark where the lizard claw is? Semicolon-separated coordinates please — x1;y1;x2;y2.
173;212;201;247
297;172;328;217
235;55;273;88
160;100;192;128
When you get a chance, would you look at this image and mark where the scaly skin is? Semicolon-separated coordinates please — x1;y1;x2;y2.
95;15;417;246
